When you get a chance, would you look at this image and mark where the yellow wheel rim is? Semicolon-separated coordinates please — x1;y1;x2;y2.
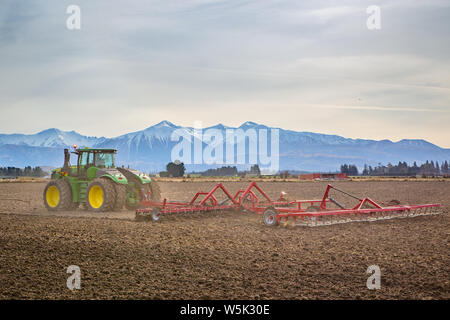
46;185;60;208
89;185;104;209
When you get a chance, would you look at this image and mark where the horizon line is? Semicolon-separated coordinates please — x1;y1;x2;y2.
0;120;448;149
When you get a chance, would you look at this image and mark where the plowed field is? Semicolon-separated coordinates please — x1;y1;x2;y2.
0;180;448;299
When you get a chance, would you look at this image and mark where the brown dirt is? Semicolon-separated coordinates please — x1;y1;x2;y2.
0;180;448;299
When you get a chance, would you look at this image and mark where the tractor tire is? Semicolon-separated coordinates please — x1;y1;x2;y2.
113;184;126;211
263;207;279;227
148;179;161;201
125;179;161;211
43;179;73;211
86;177;116;212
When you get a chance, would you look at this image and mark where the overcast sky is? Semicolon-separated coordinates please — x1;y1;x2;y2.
0;0;449;146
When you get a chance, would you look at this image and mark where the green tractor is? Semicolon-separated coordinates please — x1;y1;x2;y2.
43;147;160;212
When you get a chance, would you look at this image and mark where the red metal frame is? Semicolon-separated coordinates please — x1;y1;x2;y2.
137;182;240;215
136;182;440;223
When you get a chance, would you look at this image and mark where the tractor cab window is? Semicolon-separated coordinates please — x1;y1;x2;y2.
95;153;115;168
79;152;94;167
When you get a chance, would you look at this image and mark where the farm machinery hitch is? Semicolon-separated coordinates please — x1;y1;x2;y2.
135;182;441;227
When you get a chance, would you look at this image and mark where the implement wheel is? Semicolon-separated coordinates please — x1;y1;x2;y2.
86;178;116;212
263;207;279;227
151;208;161;222
43;179;73;211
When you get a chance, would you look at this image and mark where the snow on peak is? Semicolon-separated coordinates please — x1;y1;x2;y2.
240;121;259;127
153;120;176;128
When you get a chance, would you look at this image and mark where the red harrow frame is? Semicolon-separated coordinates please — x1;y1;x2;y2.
135;182;441;227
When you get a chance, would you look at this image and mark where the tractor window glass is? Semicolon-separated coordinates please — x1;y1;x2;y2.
80;152;89;166
95;153;114;168
88;152;94;165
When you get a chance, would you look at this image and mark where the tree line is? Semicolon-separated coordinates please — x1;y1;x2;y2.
158;160;450;178
201;166;238;177
0;166;47;177
341;161;450;177
159;162;262;177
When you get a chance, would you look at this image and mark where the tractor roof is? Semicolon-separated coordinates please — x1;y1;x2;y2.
75;148;117;153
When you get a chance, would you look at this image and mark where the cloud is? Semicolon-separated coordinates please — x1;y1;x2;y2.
313;105;449;113
0;0;449;147
305;6;361;21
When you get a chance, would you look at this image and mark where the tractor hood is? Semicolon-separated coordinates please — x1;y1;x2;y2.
117;168;152;184
95;168;128;184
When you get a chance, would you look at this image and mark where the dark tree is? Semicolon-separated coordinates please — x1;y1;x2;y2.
442;161;449;175
250;164;261;175
166;161;186;177
340;164;358;176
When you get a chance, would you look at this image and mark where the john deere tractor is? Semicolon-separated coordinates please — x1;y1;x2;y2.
43;147;160;212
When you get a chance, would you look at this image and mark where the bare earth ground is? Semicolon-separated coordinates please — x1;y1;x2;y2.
0;180;448;299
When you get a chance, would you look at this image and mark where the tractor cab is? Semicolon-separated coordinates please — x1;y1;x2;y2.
62;147;117;177
76;148;116;173
74;148;117;176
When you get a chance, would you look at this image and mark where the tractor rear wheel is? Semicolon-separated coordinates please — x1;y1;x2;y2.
43;179;73;211
149;179;161;202
86;178;116;212
113;184;126;211
125;179;160;210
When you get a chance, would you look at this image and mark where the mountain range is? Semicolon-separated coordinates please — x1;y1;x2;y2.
0;121;449;173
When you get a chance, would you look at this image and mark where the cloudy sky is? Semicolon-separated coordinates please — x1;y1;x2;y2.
0;0;449;146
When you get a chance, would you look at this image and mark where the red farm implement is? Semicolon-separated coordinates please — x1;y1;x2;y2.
135;182;441;227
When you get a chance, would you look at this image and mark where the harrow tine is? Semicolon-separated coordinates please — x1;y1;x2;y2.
314;216;320;226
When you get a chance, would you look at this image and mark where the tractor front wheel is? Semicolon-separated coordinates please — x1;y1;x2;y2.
86;178;116;212
43;179;73;211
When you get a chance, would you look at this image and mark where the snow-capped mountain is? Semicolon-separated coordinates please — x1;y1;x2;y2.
0;121;449;172
0;128;105;148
